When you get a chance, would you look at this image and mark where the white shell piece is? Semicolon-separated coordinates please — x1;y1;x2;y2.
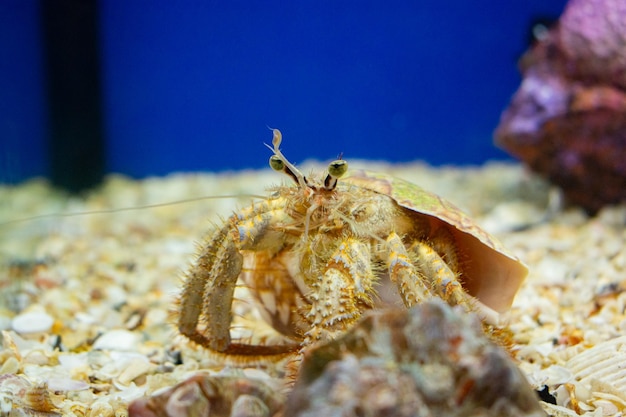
11;311;54;334
566;336;626;394
58;352;89;369
47;377;89;392
116;358;152;385
542;365;574;386
111;382;147;402
93;329;141;351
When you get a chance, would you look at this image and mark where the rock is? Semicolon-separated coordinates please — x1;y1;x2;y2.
495;0;626;214
285;300;546;417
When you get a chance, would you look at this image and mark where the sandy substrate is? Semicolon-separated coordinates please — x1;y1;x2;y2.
0;160;625;416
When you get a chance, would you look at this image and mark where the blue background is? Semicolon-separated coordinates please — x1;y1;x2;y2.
0;1;567;182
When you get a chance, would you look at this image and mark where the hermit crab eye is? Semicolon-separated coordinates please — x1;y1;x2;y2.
323;159;348;190
270;154;301;186
265;128;309;189
269;155;285;172
328;160;348;178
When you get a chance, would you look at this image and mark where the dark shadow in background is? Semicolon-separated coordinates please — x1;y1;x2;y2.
41;0;105;192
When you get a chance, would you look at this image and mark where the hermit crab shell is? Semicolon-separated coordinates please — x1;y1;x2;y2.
344;170;528;314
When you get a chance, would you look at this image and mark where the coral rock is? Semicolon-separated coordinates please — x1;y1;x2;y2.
495;0;626;214
285;300;546;417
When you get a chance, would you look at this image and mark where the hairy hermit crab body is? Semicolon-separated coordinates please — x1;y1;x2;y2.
177;129;528;366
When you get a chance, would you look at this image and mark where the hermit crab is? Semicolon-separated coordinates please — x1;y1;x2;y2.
177;129;528;365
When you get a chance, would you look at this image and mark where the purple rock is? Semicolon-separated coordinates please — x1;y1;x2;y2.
495;0;626;213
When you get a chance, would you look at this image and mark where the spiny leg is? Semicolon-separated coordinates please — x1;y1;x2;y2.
385;231;434;307
386;231;504;347
428;226;461;276
177;199;297;357
408;228;472;309
423;228;511;341
178;222;235;349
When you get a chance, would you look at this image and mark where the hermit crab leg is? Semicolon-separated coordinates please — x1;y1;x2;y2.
385;232;435;306
407;234;499;324
410;227;469;307
408;240;469;307
177;221;242;351
177;198;298;357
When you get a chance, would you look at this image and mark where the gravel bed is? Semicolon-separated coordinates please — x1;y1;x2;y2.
0;161;624;416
